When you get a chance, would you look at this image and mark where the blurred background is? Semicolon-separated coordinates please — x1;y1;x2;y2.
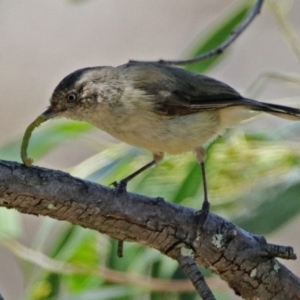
0;0;300;299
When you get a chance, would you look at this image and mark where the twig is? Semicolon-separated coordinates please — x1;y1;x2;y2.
263;243;296;260
268;1;300;63
2;238;196;292
177;247;215;300
130;0;264;65
246;71;300;98
117;240;124;258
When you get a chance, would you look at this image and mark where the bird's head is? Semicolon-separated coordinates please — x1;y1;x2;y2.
21;66;115;166
44;67;114;121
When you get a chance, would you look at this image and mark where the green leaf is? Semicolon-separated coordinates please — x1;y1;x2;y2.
0;208;21;238
173;161;201;204
186;2;252;73
50;225;96;261
234;179;300;234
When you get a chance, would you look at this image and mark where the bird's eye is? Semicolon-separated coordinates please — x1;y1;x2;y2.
67;93;77;102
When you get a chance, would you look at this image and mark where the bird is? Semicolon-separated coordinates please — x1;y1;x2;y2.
22;62;300;221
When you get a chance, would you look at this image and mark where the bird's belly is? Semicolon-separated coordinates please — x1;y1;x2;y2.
106;112;222;154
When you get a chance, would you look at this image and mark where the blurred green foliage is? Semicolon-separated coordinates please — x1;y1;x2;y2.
1;1;300;299
186;2;253;73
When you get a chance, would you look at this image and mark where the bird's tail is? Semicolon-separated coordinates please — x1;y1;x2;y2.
247;99;300;121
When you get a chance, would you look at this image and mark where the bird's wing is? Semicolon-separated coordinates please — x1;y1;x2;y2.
119;62;247;117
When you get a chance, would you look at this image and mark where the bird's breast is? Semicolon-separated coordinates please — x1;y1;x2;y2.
89;106;223;154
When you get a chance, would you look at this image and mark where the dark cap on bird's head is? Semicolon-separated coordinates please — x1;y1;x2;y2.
42;67;112;119
53;67;93;95
45;67;93;116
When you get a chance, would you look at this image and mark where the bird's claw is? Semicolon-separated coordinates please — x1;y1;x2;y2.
111;180;128;196
195;200;210;227
110;181;118;188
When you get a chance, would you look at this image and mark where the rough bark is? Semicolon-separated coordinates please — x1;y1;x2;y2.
0;160;299;299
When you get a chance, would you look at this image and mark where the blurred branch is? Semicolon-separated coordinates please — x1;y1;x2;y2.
3;239;196;292
268;1;300;63
130;0;264;65
0;160;299;298
2;238;231;292
246;71;300;98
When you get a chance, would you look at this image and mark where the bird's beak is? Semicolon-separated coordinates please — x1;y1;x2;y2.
21;106;58;166
42;107;58;120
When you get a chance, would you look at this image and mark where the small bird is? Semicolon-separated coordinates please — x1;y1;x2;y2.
22;62;300;219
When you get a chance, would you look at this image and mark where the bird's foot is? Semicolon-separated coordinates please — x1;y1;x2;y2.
195;199;210;228
110;180;128;196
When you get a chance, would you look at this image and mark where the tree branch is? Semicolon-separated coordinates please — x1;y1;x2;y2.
130;0;264;66
0;160;299;299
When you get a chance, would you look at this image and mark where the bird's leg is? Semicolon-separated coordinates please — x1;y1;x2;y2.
112;152;164;195
194;147;210;225
112;152;164;258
